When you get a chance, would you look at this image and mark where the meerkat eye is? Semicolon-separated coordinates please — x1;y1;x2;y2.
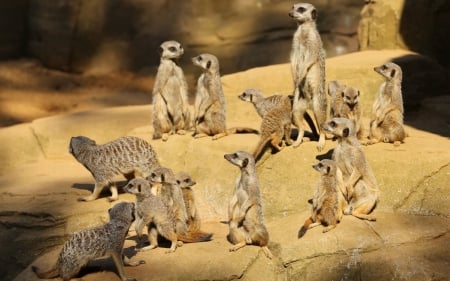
317;162;323;168
168;46;177;52
381;64;387;70
198;55;203;61
233;153;238;158
297;6;306;13
330;121;336;128
151;172;156;178
357;90;360;96
176;180;181;184
184;179;190;183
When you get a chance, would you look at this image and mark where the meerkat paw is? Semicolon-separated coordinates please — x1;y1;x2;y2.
107;196;118;202
176;129;186;135
316;135;325;151
229;241;246;252
77;196;96;202
393;141;401;146
137;245;157;252
162;133;169;141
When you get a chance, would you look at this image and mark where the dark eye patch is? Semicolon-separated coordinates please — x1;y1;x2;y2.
168;46;177;52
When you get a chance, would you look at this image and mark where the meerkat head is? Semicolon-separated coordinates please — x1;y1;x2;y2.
313;159;336;176
109;202;135;222
342;86;360;109
148;167;177;185
124;178;150;195
374;62;403;82
289;3;317;24
159;40;184;60
192;53;219;73
175;172;196;189
224;151;255;169
69;136;96;155
327;80;345;98
322;117;356;139
238;88;264;104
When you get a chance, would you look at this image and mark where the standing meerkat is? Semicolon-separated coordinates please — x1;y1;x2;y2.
238;88;318;136
152;40;191;141
32;202;143;281
69;135;160;202
175;172;202;233
322;118;379;221
289;3;327;150
252;95;293;161
298;159;346;238
328;81;364;139
367;62;406;145
192;53;258;139
224;151;273;259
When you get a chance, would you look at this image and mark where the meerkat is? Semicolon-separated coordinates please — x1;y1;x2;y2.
298;159;346;238
175;172;202;233
322;118;379;221
32;202;143;281
69;135;160;202
192;53;258;139
252;96;293;161
328;81;364;139
125;178;212;253
152;40;191;141
238;88;318;136
366;62;406;145
224;151;273;259
289;3;327;150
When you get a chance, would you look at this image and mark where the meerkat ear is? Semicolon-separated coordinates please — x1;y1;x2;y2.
161;174;165;182
327;166;331;174
341;91;345;98
343;127;349;137
250;93;253;102
390;69;396;78
137;184;141;193
206;60;212;69
242;158;249;168
357;90;360;97
311;9;317;20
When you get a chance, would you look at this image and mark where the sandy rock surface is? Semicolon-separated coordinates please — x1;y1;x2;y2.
1;50;449;281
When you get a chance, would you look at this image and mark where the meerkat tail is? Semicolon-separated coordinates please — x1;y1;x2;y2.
253;136;272;160
298;217;314;238
178;231;213;243
261;246;273;259
303;112;319;138
227;127;259;135
32;265;59;279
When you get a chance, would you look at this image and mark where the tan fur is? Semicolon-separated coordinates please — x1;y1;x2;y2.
289;3;327;150
322;118;379;221
366;62;406;145
152;40;191;141
32;202;143;281
69;135;160;202
328;80;364;139
252;95;293;161
192;53;258;140
224;151;273;259
175;172;201;233
298;159;346;238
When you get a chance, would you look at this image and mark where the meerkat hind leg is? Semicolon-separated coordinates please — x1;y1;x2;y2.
229;241;247;252
322;224;337;233
78;181;107;201
212;132;228;140
108;185;119;202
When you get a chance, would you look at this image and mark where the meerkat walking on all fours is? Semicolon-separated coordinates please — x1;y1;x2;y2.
69;135;160;202
366;62;406;145
322;118;379;221
289;3;327;151
224;151;273;259
298;159;347;238
238;88;319;136
191;53;258;139
32;202;144;281
328;81;364;140
152;40;191;141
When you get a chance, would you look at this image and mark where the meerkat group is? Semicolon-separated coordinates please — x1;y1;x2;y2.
31;2;410;279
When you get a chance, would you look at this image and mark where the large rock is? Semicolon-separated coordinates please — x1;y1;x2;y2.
2;50;450;280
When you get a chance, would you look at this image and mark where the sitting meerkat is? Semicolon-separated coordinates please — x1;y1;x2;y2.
366;62;406;145
322;118;379;221
224;151;273;259
298;159;346;238
328;81;364;139
152;40;191;141
32;202;143;281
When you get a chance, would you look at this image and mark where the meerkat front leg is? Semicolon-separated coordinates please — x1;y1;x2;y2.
78;181;107;202
292;98;308;147
108;184;119;202
110;251;137;281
